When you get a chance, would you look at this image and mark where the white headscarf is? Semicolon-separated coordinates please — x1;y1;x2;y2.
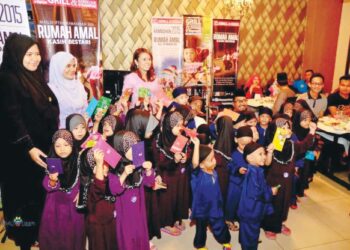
48;51;88;128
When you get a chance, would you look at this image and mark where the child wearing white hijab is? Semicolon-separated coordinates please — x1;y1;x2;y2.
49;51;88;128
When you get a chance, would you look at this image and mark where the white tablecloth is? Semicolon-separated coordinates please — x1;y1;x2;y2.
247;97;275;109
317;116;350;152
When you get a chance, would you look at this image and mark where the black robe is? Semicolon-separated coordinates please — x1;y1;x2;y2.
0;62;59;246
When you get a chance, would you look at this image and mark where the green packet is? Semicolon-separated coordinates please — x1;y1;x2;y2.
138;87;151;98
94;96;112;116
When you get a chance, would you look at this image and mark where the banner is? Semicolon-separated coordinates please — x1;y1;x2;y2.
152;17;183;97
30;0;102;99
183;15;212;87
212;19;240;85
0;0;30;63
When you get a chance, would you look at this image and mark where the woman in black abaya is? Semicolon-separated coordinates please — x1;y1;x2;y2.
0;33;59;249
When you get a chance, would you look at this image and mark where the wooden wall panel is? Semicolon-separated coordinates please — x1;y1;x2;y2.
303;0;343;92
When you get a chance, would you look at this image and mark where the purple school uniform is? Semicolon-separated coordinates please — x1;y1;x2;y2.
39;175;85;250
86;178;117;250
109;171;155;250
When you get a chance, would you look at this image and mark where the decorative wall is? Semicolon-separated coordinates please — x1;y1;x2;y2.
100;0;307;86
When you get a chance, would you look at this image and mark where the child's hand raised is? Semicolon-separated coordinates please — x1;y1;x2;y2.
309;122;317;135
94;149;105;166
180;152;187;163
142;161;153;171
123;164;135;176
174;152;182;163
156;99;164;109
190;136;200;146
266;143;274;154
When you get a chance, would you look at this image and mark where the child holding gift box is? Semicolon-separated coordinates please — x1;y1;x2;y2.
39;130;85;250
80;148;117;250
153;111;192;236
109;131;155;250
262;117;316;239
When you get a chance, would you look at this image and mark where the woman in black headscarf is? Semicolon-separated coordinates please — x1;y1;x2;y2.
0;33;59;249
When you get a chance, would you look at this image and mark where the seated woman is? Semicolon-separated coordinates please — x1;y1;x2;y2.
244;74;263;99
48;51;88;128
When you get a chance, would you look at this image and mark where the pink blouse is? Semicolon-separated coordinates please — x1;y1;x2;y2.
122;72;163;107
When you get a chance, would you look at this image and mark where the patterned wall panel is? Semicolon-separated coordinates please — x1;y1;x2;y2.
100;0;307;86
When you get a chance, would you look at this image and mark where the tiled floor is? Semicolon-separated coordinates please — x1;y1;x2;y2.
1;173;350;250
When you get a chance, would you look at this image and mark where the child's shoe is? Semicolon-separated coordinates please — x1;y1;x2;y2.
226;221;239;231
290;204;298;209
265;231;277;240
222;243;232;250
175;221;186;231
161;226;181;236
197;247;208;250
150;241;158;250
281;224;291;236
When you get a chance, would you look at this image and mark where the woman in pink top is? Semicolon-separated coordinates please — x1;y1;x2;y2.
123;48;163;107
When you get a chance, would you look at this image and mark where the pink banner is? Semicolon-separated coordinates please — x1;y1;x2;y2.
32;0;97;9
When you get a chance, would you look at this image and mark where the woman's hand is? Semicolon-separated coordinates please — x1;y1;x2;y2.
29;147;47;168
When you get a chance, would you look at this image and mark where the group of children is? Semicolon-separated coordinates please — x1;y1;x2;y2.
37;85;320;250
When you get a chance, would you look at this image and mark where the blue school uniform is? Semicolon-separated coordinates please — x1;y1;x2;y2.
191;168;231;248
191;168;223;219
238;165;274;250
257;124;267;146
225;150;247;221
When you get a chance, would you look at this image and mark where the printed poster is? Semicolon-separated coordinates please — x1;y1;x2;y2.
212;19;240;85
0;0;30;63
183;15;212;87
152;17;183;97
30;0;102;99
